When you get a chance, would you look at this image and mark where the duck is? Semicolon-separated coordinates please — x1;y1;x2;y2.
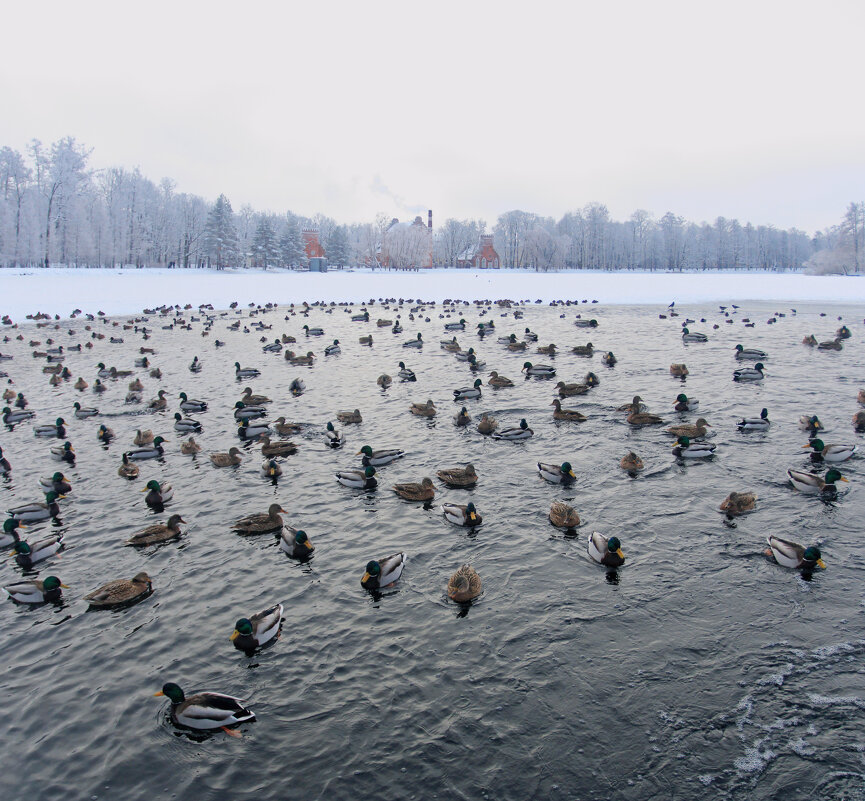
493;418;533;440
233;503;285;535
241;387;271;405
765;536;826;570
286;351;315;366
142;480;172;508
174;412;202;432
453;378;483;400
40;472;71;494
154;683;255;732
361;553;407;590
735;344;768;360
537;461;576;484
733;363;765;382
672;393;698;412
487;371;514;388
337;409;363;424
737;408;770;431
666;418;711;439
260;436;297;457
522;361;556;377
818;337;843;351
50;441;76;463
230;603;284;651
377;374;392;389
324;421;344;448
73;402;99;419
209;447;243;468
440;337;461;352
627;397;664;426
444;318;467;331
125;514;186;546
234;362;261;379
410;399;437;417
601;351;617;366
124;436;166;460
442;501;482;526
178;392;207;412
802;334;818;346
84;572;153;609
234;401;266;421
397;362;416;381
681;328;708;342
537;343;557;356
238;419;271;439
393;477;435;501
620;452;644;472
188;356;202;371
34;418;67;438
3;406;36;424
118;453;139;478
854;411;865;432
799;415;823;438
858;388;865;406
148;389;168;410
272;417;301;435
261;459;283;479
506;334;527;351
0;446;10;474
8;491;64;522
720;491;757;516
837;324;852;339
571;343;594;356
454;406;471;427
803;439;857;463
96;362;111;378
92;379;106;393
322;339;341;356
403;333;424;348
587;533;625;566
0;517;22;547
523;327;538;341
74;377;88;391
574;318;598;328
262;340;282;353
550;399;587;422
672;436;715;458
3;575;67;604
280;528;314;559
669;363;689;377
549;501;580;529
134;429;154;446
302;324;324;336
436;463;477;487
181;437;201;455
447;564;482;602
358;445;405;466
13;535;64;568
476;414;498;435
336;466;377;488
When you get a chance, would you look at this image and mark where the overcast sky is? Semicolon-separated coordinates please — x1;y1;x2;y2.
2;0;862;233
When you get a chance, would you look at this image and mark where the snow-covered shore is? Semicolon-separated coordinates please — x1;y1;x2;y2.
1;267;863;319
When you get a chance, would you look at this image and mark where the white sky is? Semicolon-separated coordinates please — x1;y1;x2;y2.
2;0;863;232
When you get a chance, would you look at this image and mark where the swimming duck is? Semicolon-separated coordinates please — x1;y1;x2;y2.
493;419;534;441
453;378;483;400
353;310;370;323
672;436;715;458
410;399;437;417
34;418;67;438
262;340;282;354
358;445;405;466
210;447;243;467
8;491;63;522
361;553;407;590
447;564;482;602
0;446;9;474
620;452;644;472
96;362;112;378
154;683;255;732
233;503;285;535
682;328;708;342
118;453;139;478
803;439;857;463
397;362;416;381
523;327;538;341
3;406;35;425
377;318;393;327
280;528;314;559
260;436;297;457
303;324;324;336
272;417;301;435
673;393;698;412
537;343;557;356
124;436;166;460
436;463;477;487
571;343;594;356
261;459;283;478
537;461;576;484
234;362;260;379
720;491;757;516
476;414;497;435
230;603;284;651
377;374;393;389
669;364;689;377
324;421;344;448
241;387;271;405
73;402;99;419
555;381;589;397
234;401;266;421
324;339;341;355
735;344;768;360
574;318;598;328
238;419;272;439
854;411;865;432
134;429;154;446
178;392;207;412
837;325;851;339
818;337;843;351
181;437;201;455
799;415;823;439
39;472;71;494
733;363;765;382
550;399;587;422
802;334;818;346
393;477;435;501
337;409;363;424
506;335;527;351
666;418;711;439
442;501;482;526
765;536;825;570
522;361;556;377
627;397;664;426
148;389;168;410
444;318;467;331
549;501;580;529
188;355;202;371
3;575;66;604
13;535;64;568
74;377;88;391
454;407;471;427
92;379;106;393
857;389;865;406
125;514;186;546
587;533;625;566
286;351;315;366
336;466;377;488
174;412;202;432
737;408;770;431
487;371;514;388
440;337;461;352
602;351;617;366
85;572;153;609
403;333;423;348
50;441;76;463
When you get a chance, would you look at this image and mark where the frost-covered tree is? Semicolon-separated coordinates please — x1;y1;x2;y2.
325;224;350;267
278;213;305;268
252;215;279;269
205;194;238;269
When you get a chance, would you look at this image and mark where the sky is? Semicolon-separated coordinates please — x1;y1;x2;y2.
2;0;863;233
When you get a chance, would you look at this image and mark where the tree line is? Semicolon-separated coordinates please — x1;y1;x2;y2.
0;136;858;272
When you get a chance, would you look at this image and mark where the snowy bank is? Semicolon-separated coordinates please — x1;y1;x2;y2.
1;267;863;319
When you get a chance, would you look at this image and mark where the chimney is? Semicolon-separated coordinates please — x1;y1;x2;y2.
428;209;432;230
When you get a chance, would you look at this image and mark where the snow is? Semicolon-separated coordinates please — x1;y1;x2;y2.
1;267;864;320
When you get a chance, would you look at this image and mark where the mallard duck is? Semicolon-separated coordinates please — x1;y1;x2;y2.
441;337;461;351
3;575;67;604
523;327;538;341
358;445;405;466
453;378;483;400
337;409;362;424
48;374;62;387
377;318;393;327
403;333;423;348
8;491;63;522
444;318;467;331
447;564;482;602
818;337;843;351
280;528;314;558
260;436;297;457
666;417;711;438
436;463;477;487
336;466;377;488
92;379;107;393
174;412;202;432
149;368;161;379
210;447;243;467
672;436;716;458
34;417;67;438
39;471;71;494
143;480;173;508
361;553;406;589
233;503;285;534
857;388;865;406
178;392;207;412
13;535;64;568
802;334;818;346
262;340;283;354
602;351;617;366
125;514;186;546
359;335;373;346
286;351;315;366
74;377;88;391
234;362;260;379
454;407;471;427
322;339;341;356
681;328;707;342
837;325;852;339
487;371;513;388
148;389;168;410
537;343;557;356
574;318;598;328
134;429;154;446
765;536;825;570
627;397;664;426
803;439;857;463
230;603;284;651
261;459;283;478
233;401;266;421
238;419;271;439
118;453;139;478
410;399;437;417
673;393;698;412
396;362;417;382
587;533;625;566
96;362;111;378
854;411;865;432
737;408;770;431
269;417;298;436
493;418;533;440
320;421;343;448
73;402;99;419
50;441;76;463
442;501;482;526
124;436;166;460
522;361;556;377
0;517;22;547
241;387;271;405
720;491;757;516
96;424;114;444
154;683;255;731
377;374;392;388
571;343;594;356
506;335;527;351
620;452;644;472
181;437;201;455
555;381;589;397
669;364;689;377
476;414;497;435
0;446;9;475
303;324;324;336
733;363;765;382
550;399;587;422
549;501;580;529
537;461;576;484
85;572;153;609
393;477;435;501
735;344;768;360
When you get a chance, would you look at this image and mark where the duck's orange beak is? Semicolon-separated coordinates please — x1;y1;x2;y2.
616;549;625;559
153;690;165;697
361;572;370;584
817;558;827;569
229;630;240;641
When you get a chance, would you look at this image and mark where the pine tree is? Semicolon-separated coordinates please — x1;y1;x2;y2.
325;224;350;267
204;193;238;269
252;216;279;269
278;214;305;268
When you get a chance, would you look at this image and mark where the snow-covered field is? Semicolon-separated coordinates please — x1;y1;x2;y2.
1;267;863;319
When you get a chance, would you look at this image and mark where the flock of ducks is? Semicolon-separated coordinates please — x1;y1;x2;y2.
0;294;861;733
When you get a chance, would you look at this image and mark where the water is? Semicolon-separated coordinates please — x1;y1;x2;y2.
1;299;864;800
